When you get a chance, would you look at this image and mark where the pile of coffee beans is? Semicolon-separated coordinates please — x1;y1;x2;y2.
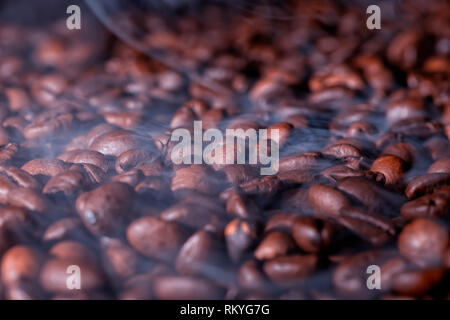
0;0;449;299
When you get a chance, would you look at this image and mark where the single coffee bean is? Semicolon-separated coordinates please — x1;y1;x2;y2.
237;260;269;292
391;268;446;297
76;182;136;236
337;207;395;246
292;217;336;253
405;173;450;199
58;150;109;173
101;237;140;279
254;231;295;260
401;187;450;220
175;230;219;276
398;219;449;266
263;254;318;286
225;218;260;263
370;155;405;185
308;184;350;218
1;246;43;286
127;216;189;261
171;165;220;195
89;130;155;157
428;157;450;174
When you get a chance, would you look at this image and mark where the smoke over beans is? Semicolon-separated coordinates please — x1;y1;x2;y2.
0;0;448;300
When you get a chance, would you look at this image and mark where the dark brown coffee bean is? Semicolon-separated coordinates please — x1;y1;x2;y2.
391;268;446;297
42;217;84;242
70;163;106;184
405;173;450;199
337;177;388;212
49;241;97;264
101;237;140;279
337;207;395;246
175;230;219;276
428;157;450;174
24;111;75;140
370;155;405;185
292;217;336;253
239;175;281;197
386;97;426;125
263;254;318;285
279;152;323;173
7;187;48;213
161;202;222;230
1;246;43;286
58;150;109;173
43;170;89;195
171;165;220;195
254;231;295;260
153;276;224;300
76;182;136;236
308;184;350;218
89;130;155;157
398;219;448;267
382;142;417;165
225;218;260;263
127;216;188;261
401;188;450;220
21;159;69;178
264;213;298;233
115;149;157;173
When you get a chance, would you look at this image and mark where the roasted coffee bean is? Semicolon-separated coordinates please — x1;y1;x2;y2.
0;0;448;301
161;202;223;230
337;207;395;246
58;150;109;173
254;231;295;260
127;216;189;261
401;187;450;220
292;217;336;253
225;219;260;263
1;246;43;286
101;237;140;279
42;217;84;242
336;177;387;212
7;187;48;213
370;155;405;185
89;130;155;157
171;165;220;195
153;276;224;300
398;219;449;267
237;259;269;292
115;149;157;173
405;173;450;199
263;254;318;286
43;170;89;195
308;184;350;218
76;182;136;236
428;157;450;174
264;213;298;233
391;268;446;297
175;230;219;276
21;159;69;178
24;111;75;140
